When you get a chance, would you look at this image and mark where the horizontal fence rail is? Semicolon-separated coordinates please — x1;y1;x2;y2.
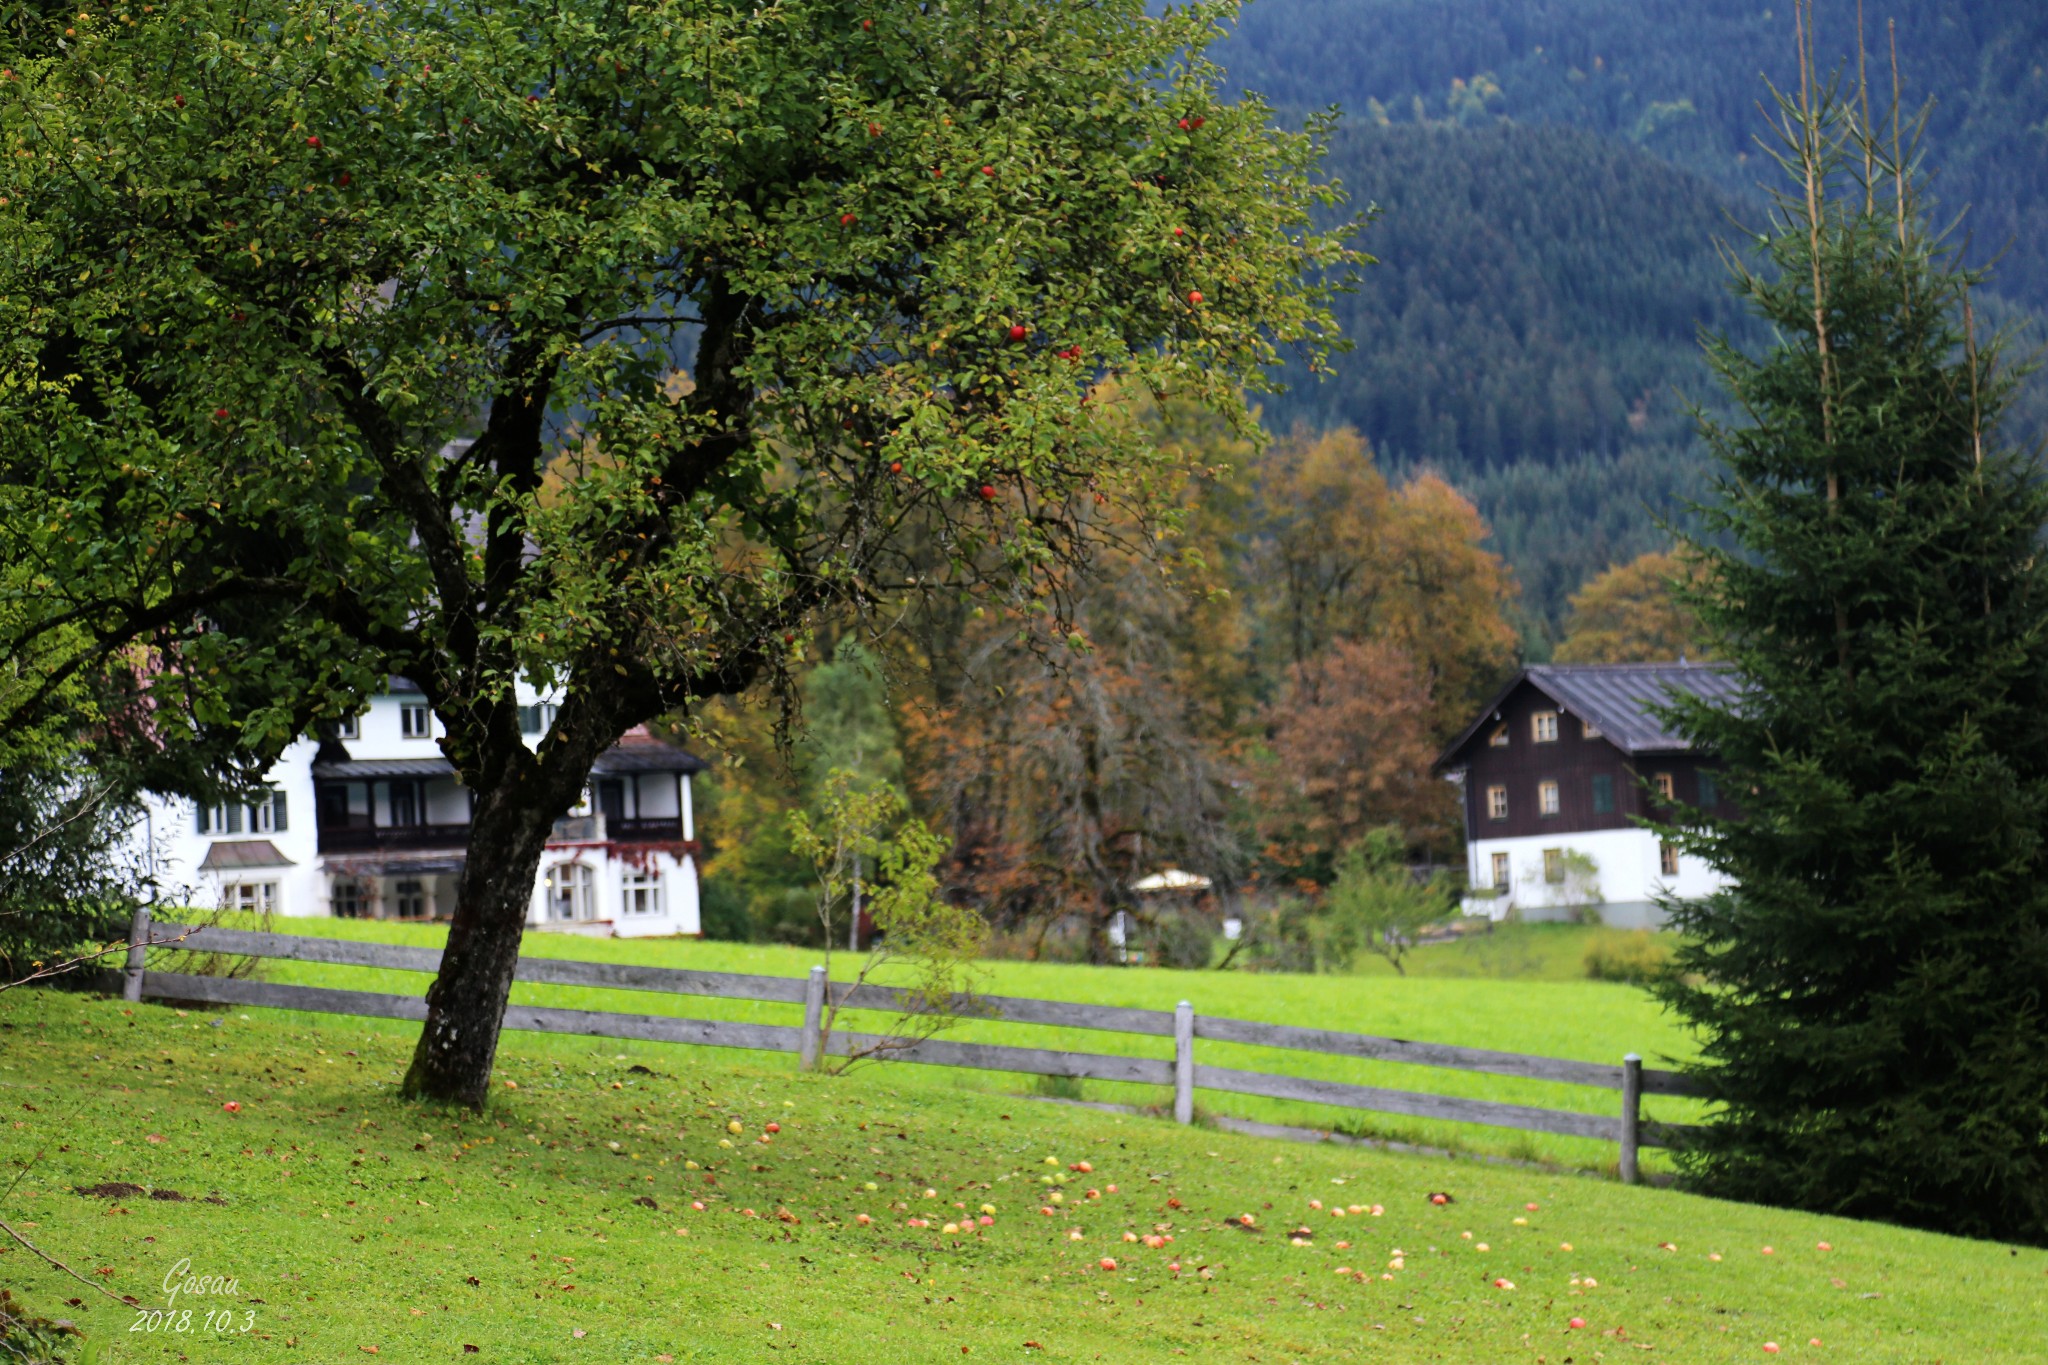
127;915;1706;1181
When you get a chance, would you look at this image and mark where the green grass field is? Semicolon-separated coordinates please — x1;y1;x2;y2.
5;987;2043;1363
163;918;1701;1172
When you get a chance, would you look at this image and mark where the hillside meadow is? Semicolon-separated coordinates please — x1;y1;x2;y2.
4;985;2043;1363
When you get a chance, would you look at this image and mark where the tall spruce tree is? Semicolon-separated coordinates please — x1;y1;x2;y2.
1660;16;2048;1245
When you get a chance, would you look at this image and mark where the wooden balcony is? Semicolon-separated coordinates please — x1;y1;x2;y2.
610;816;683;842
316;814;684;853
316;822;472;854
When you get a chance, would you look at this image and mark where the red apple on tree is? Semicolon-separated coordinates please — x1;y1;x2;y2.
978;484;996;501
306;135;321;147
1008;324;1027;341
1187;290;1203;304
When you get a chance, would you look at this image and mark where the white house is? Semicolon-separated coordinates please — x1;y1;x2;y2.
1433;662;1739;929
137;678;706;936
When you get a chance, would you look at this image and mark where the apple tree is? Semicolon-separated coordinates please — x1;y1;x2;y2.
0;0;1356;1104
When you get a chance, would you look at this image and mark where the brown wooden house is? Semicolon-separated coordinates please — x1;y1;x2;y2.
1434;662;1739;926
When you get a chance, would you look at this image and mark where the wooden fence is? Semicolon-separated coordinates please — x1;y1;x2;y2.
121;911;1706;1183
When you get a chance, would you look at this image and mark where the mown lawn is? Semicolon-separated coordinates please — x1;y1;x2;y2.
3;988;2041;1363
167;917;1699;1172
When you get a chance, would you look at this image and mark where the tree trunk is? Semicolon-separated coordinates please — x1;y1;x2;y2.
400;785;559;1107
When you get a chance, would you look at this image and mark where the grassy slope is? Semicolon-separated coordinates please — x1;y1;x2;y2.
183;919;1697;1171
5;989;2042;1364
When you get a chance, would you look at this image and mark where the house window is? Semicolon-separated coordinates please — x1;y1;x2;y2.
387;780;422;827
1543;848;1564;883
392;879;429;919
197;789;287;835
1697;770;1718;809
1486;785;1509;820
621;869;662;917
1659;842;1680;877
1490;851;1511;889
519;702;559;737
401;703;432;739
1538;780;1560;816
1532;711;1559;743
196;801;243;836
1582;718;1601;740
221;880;278;914
1590;773;1615;815
1654;771;1675;801
547;863;597;922
1488;724;1509;747
331;877;368;919
249;787;288;833
334;713;360;741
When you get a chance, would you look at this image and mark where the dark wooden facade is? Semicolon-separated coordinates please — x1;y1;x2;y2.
1450;679;1724;840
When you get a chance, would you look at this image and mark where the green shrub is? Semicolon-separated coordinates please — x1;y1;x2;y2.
1582;930;1673;983
1032;1073;1085;1101
0;1287;86;1364
1147;915;1215;969
697;877;751;941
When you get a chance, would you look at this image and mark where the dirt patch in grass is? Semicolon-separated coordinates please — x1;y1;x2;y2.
72;1182;224;1204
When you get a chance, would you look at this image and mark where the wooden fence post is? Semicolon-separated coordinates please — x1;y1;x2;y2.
1173;1001;1195;1125
798;966;827;1072
122;904;152;1004
1618;1052;1643;1185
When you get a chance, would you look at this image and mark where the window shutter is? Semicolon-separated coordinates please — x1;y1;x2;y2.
271;788;288;832
225;803;244;834
196;803;211;835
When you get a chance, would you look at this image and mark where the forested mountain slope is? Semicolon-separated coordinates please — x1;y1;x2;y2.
1214;0;2048;633
1224;0;2048;308
1260;122;1749;631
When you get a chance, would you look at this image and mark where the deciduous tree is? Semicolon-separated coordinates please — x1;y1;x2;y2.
1247;428;1517;738
0;0;1353;1103
1258;637;1449;887
1555;550;1712;663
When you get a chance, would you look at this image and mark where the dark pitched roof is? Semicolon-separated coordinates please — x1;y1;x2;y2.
591;727;707;776
198;839;295;870
310;757;456;780
1436;661;1740;768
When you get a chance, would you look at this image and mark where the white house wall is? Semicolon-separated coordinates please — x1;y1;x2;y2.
1462;827;1728;929
128;687;703;938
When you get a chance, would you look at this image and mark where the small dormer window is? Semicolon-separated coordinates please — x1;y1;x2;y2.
335;714;360;741
1532;711;1559;743
401;703;432;739
1654;771;1675;801
1581;717;1601;740
1488;724;1509;747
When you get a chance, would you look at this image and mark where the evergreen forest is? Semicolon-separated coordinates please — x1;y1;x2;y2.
1212;0;2048;634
